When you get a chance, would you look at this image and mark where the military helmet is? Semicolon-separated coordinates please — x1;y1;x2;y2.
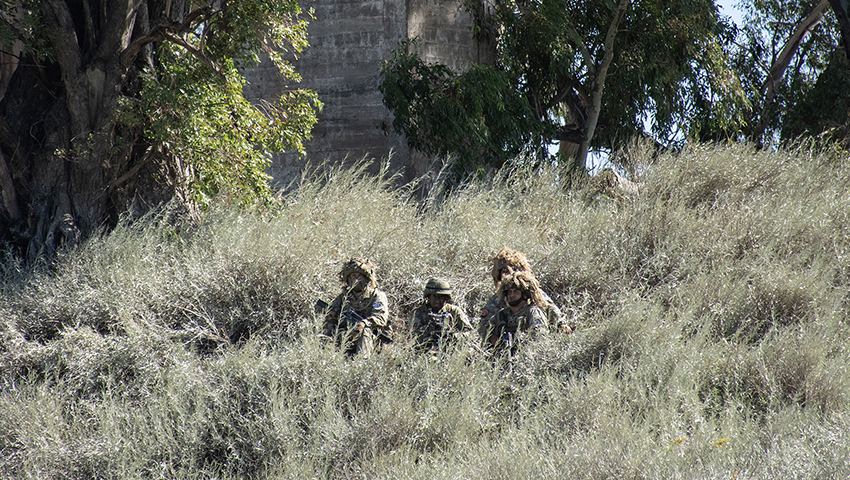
423;278;452;296
339;257;377;285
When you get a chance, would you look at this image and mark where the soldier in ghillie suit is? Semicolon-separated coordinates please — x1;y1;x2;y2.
322;257;390;358
486;271;549;358
409;278;474;356
477;247;570;343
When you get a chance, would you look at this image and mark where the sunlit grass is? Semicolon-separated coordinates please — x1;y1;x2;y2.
2;143;850;478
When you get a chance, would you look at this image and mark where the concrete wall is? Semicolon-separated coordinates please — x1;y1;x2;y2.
243;0;488;188
407;0;491;71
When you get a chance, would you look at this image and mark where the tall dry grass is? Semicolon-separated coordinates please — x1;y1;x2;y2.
1;144;850;478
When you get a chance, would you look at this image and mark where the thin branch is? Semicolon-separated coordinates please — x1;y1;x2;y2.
576;0;630;170
108;145;156;196
731;38;771;77
120;20;170;66
762;0;829;96
566;24;596;74
161;30;225;80
120;6;215;69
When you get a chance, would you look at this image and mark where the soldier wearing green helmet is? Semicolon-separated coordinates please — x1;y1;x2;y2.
408;278;474;355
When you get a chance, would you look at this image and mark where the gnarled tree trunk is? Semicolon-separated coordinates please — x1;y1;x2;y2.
0;1;182;261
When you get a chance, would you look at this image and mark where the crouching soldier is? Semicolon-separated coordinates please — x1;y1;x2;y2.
486;271;549;358
322;257;390;358
478;247;570;344
409;278;474;356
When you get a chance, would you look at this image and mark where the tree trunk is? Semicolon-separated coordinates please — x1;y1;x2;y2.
575;0;630;173
751;0;829;143
0;1;174;260
830;0;850;61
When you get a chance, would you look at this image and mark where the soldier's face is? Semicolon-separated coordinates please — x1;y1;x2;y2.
427;294;447;312
347;272;368;293
506;288;525;309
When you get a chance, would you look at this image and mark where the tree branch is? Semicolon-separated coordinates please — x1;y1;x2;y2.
753;0;829;142
566;24;596;74
763;0;829;95
108;145;155;196
42;0;83;79
161;30;225;80
575;0;630;171
120;6;215;68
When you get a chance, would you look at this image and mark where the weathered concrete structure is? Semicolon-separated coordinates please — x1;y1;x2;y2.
243;0;491;188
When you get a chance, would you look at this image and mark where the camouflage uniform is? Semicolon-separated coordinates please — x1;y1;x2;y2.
487;303;549;357
323;258;390;358
409;278;474;355
476;247;566;342
485;271;550;357
409;303;474;354
478;290;563;339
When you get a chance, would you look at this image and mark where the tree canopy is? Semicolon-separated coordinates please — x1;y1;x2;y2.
0;0;320;261
730;0;850;147
380;0;750;178
381;0;850;181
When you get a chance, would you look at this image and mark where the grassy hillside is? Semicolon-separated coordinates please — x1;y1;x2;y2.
2;144;849;479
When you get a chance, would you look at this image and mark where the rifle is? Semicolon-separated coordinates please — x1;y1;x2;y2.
426;312;451;336
315;299;364;329
341;307;366;329
491;310;516;358
412;311;449;352
347;308;394;345
315;299;330;315
316;298;393;345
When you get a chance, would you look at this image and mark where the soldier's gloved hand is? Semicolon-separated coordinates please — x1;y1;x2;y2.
319;326;335;344
347;320;367;342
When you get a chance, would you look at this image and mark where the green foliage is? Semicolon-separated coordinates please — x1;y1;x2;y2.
3;144;850;477
129;42;319;208
380;0;750;176
380;40;547;175
731;0;847;144
118;1;321;209
0;0;52;62
201;0;310;71
2;0;321;213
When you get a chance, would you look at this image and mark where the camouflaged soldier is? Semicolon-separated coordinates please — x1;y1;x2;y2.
409;278;474;355
486;271;549;357
322;257;390;358
477;247;570;342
